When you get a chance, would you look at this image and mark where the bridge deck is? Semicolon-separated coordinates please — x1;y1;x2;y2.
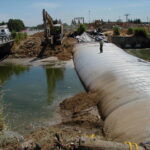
74;42;150;143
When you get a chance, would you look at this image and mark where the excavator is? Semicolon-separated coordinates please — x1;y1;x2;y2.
42;9;63;47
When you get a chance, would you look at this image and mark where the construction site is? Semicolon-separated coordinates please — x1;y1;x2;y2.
1;0;150;149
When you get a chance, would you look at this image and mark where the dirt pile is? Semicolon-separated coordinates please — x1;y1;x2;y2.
11;32;77;60
57;37;77;60
18;37;42;57
60;92;103;130
11;32;43;58
60;92;101;113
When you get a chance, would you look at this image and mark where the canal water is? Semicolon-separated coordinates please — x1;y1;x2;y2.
0;61;85;135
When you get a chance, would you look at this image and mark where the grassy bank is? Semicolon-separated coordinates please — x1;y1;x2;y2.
12;32;27;44
125;49;150;61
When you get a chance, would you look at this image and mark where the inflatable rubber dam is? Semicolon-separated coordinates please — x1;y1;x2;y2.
74;42;150;143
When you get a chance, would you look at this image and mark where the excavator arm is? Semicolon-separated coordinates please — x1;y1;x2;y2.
43;9;54;42
42;9;63;46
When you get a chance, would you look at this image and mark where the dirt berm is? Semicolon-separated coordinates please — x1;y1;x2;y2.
11;32;77;61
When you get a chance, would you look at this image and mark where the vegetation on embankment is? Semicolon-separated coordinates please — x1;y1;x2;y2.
12;31;27;44
76;24;87;35
125;48;150;61
127;28;134;35
113;27;144;37
113;26;120;36
110;27;150;49
113;27;148;37
69;24;87;37
0;19;28;49
134;28;148;38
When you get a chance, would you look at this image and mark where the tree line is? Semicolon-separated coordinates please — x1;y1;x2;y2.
0;19;25;32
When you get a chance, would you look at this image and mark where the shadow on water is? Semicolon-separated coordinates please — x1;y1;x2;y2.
45;67;65;103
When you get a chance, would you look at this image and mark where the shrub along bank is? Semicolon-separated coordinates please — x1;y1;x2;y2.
12;32;27;44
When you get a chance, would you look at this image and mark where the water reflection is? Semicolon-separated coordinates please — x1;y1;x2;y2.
0;63;84;134
45;67;65;103
0;63;29;85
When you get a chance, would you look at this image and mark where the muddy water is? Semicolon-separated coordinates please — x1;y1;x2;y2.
0;61;85;135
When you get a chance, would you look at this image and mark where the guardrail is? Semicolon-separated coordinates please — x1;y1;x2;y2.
0;36;12;43
0;36;14;46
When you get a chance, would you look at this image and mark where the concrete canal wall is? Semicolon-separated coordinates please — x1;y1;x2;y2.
73;42;150;143
109;36;150;49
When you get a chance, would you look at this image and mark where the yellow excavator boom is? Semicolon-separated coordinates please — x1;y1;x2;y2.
42;9;63;46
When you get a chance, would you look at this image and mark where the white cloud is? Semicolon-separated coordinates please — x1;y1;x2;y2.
33;2;61;9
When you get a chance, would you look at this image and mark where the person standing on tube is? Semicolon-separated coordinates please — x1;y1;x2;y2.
100;39;104;53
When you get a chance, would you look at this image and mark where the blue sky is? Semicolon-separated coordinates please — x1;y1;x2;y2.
0;0;150;26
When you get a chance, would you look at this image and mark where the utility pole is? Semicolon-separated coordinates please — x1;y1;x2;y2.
147;16;149;24
125;14;130;22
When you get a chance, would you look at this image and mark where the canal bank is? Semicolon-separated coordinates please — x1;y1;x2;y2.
125;48;150;62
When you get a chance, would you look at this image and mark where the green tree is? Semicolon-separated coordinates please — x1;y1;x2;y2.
0;21;7;26
8;19;25;32
113;26;120;36
127;28;134;35
134;28;147;38
77;24;87;35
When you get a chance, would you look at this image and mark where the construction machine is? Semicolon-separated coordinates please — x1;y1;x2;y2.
42;9;63;46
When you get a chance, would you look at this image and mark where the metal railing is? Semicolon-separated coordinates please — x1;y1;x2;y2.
0;36;12;44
